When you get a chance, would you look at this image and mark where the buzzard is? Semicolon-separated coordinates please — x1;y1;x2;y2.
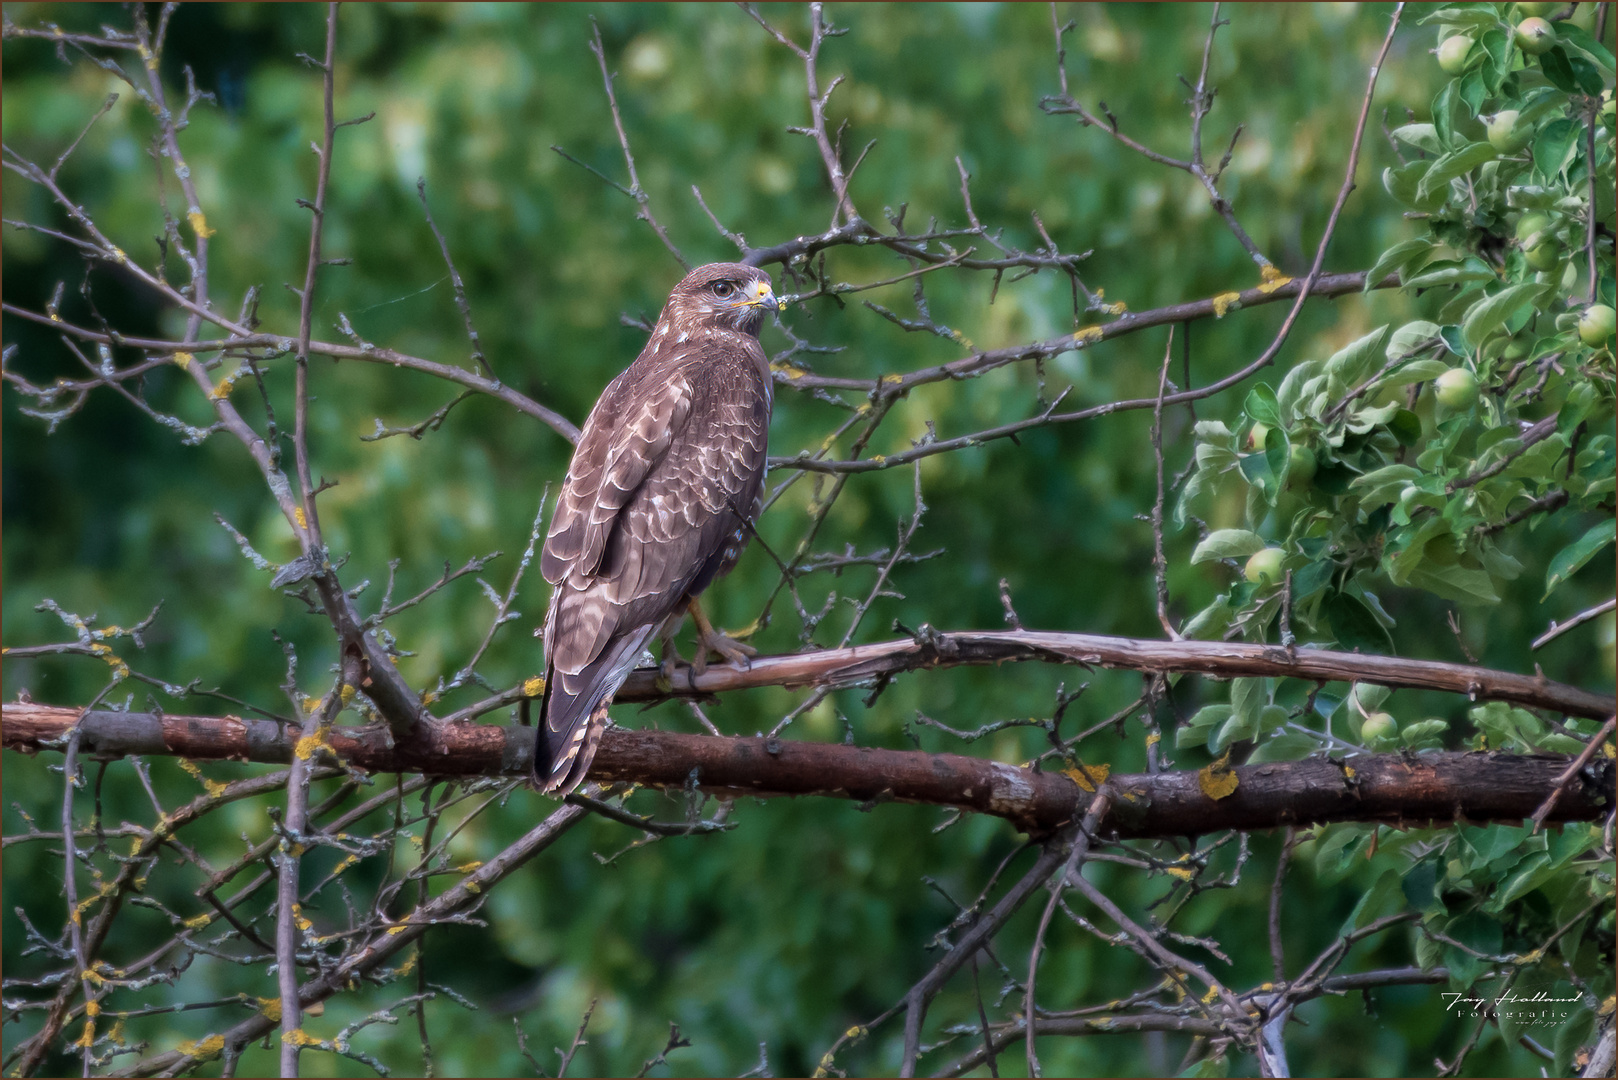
533;262;779;795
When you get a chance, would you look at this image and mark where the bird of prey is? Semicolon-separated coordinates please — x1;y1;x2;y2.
533;262;779;795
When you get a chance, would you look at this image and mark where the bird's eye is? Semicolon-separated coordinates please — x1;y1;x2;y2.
712;281;737;299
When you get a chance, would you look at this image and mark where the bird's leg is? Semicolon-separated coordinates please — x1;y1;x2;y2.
688;597;756;674
657;620;689;685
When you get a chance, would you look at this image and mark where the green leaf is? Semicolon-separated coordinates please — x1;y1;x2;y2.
1387;408;1423;447
1180;595;1233;641
1382;161;1447;212
1324;591;1394;654
1401;719;1451;747
1554;1007;1598;1077
1381;358;1450;388
1176;704;1231;749
1533;117;1580;180
1543;519;1617;599
1462;282;1549;348
1363;238;1435;291
1400;860;1440;912
1553;20;1618;74
1248;731;1317;763
1388;124;1443;156
1244;384;1280;426
1539;46;1582;93
1190;529;1267;564
1291;558;1335;601
1325;326;1391;388
1416;142;1497;204
1386;320;1445;361
1213;678;1265;752
1568;55;1605;96
1416;6;1502;28
1350;463;1423;506
1342;868;1401;934
1407;562;1501;605
1402;258;1495;288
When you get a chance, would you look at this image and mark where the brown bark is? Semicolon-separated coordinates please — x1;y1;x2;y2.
6;702;1610;837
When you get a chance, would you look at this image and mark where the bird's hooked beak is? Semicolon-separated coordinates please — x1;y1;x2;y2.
734;279;779;313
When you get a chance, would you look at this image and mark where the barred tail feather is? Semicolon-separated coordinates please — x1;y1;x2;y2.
535;628;653;795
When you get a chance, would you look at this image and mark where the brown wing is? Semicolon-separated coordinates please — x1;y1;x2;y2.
537;335;771;792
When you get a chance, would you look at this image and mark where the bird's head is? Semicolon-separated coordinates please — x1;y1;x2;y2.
665;262;779;335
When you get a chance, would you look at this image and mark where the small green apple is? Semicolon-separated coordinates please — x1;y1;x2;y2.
1244;422;1273;452
1486;110;1530;153
1434;368;1479;409
1524;239;1562;270
1437;35;1473;74
1515;16;1556;54
1244;547;1286;587
1286;444;1317;487
1515;212;1554;246
1578;305;1616;347
1515;1;1557;14
1360;712;1399;747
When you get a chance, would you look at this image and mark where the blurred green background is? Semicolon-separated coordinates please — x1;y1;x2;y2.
4;3;1613;1076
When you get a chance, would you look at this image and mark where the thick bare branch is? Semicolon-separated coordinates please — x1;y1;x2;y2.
6;704;1612;838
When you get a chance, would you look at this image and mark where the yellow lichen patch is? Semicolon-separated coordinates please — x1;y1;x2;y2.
387;923;409;935
1198;754;1239;801
522;676;546;697
880;373;905;385
208;373;237;400
183;912;213;930
176;759;229;798
187;209;216;239
465;881;481;894
332;854;360;876
1211;292;1243;318
1145;732;1161;747
1257;263;1292;293
258;997;281;1021
1062;762;1110;792
1513;948;1544;966
1164;865;1196;881
339;683;356;705
868;455;886;465
293;724;334;762
770;362;807;379
73;1020;96;1048
457;861;484;874
173;351;193;370
1073;325;1105;345
294;507;308;530
395;953;418;976
1201;983;1223;1004
420;689;438;706
281;1029;321;1048
84;1000;101;1017
292;905;312;932
72;896;98;925
176;1034;225;1060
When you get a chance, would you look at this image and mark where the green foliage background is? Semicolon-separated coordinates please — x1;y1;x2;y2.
3;3;1614;1076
